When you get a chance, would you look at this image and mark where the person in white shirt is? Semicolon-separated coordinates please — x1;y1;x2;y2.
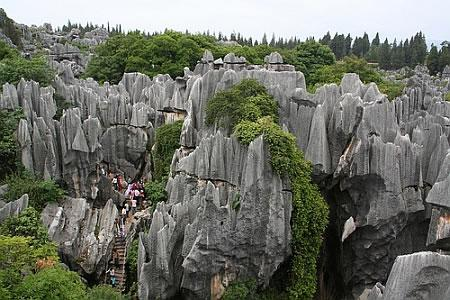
131;198;137;215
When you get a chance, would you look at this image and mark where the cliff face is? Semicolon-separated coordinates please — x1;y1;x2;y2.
2;49;450;299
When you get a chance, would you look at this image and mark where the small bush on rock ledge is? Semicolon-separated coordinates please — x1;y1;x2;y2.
3;172;64;211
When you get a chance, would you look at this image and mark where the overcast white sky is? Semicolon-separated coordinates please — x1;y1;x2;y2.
2;0;449;44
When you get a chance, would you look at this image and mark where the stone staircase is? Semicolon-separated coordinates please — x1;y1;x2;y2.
109;235;127;290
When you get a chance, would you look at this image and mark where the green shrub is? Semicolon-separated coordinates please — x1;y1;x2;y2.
0;235;59;293
87;285;124;300
0;207;50;247
445;92;450;102
152;120;183;181
205;79;278;131
284;40;336;84
85;31;217;83
222;279;257;300
3;172;64;211
144;180;167;204
0;41;54;87
378;81;405;100
0;108;23;180
309;55;383;91
14;267;86;300
54;94;74;120
125;239;139;292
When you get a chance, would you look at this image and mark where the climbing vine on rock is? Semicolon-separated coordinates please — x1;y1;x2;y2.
208;80;329;299
152;120;183;182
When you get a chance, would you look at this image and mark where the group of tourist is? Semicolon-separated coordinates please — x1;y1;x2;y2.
106;170;148;288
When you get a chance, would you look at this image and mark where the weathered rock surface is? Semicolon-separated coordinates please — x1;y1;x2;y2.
0;194;29;223
372;252;450;300
138;134;292;299
41;197;118;279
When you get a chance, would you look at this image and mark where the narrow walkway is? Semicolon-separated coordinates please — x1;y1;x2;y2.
111;235;127;290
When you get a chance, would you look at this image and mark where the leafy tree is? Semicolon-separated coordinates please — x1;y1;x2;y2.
85;31;217;83
0;235;59;294
205;79;278;132
0;108;23;180
427;45;440;75
14;267;87;300
3;172;64;211
283;40;335;86
310;56;382;89
144;180;167;204
0;41;54;87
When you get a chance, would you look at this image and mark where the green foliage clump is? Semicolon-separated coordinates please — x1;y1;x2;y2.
309;55;382;90
445;92;450;102
14;267;87;300
377;81;406;100
53;94;74;120
234;116;329;299
87;284;124;300
0;108;23;180
222;279;257;300
144;180;167;204
0;235;59;295
284;40;336;84
3;172;64;211
0;207;50;247
125;238;139;293
205;79;278;131
308;55;405;100
85;31;217;83
152;120;183;181
0;41;54;87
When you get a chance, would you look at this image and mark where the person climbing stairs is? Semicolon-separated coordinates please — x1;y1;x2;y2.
109;235;127;290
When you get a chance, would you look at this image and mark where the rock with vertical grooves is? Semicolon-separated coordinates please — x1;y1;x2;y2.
41;197;118;279
378;252;450;300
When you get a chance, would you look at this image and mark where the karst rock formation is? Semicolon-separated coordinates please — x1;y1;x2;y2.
2;48;450;299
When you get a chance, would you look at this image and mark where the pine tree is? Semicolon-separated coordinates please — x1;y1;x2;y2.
372;33;380;47
344;34;352;56
427;45;440;75
379;38;391;69
269;33;276;47
391;39;405;70
320;32;331;45
262;33;268;45
352;37;362;57
439;43;450;73
362;32;370;56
